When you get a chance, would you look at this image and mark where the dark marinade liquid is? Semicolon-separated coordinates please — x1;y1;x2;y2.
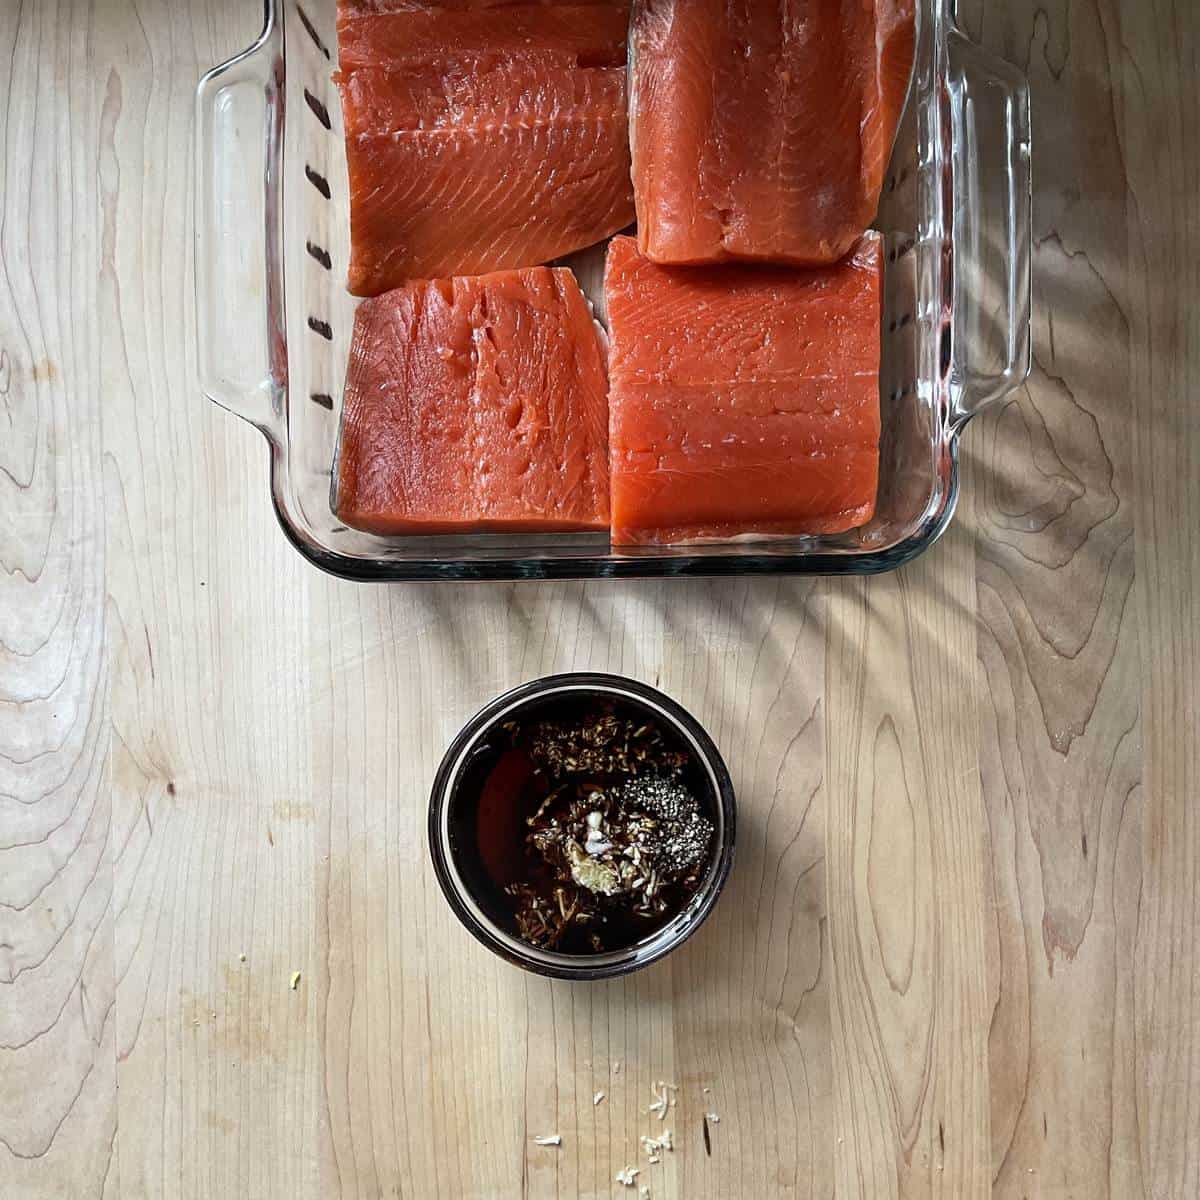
447;695;715;955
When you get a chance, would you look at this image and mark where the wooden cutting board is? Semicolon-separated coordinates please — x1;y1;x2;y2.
0;1;1196;1197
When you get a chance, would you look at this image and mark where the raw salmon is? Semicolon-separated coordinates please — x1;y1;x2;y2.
337;59;626;137
337;6;630;71
336;60;633;293
339;1;618;21
335;3;634;294
630;0;915;265
604;234;882;545
334;267;611;535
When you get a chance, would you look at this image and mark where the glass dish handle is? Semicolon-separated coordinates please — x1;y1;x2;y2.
194;9;284;438
947;27;1032;422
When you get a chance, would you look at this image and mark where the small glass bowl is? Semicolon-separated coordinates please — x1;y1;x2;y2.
428;672;736;980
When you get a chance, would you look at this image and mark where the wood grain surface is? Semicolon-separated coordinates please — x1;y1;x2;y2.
1;1;1196;1197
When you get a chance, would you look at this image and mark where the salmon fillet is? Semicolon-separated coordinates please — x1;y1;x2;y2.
605;234;882;545
334;268;611;535
630;0;915;265
337;5;630;70
336;59;633;293
335;3;634;294
337;58;624;135
342;1;613;13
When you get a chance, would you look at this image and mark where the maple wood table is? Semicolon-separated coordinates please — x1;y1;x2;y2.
2;2;1196;1196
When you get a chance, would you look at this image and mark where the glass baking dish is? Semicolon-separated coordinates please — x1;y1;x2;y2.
195;0;1030;581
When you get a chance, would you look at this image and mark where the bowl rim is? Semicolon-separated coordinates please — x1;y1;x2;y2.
427;672;737;980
